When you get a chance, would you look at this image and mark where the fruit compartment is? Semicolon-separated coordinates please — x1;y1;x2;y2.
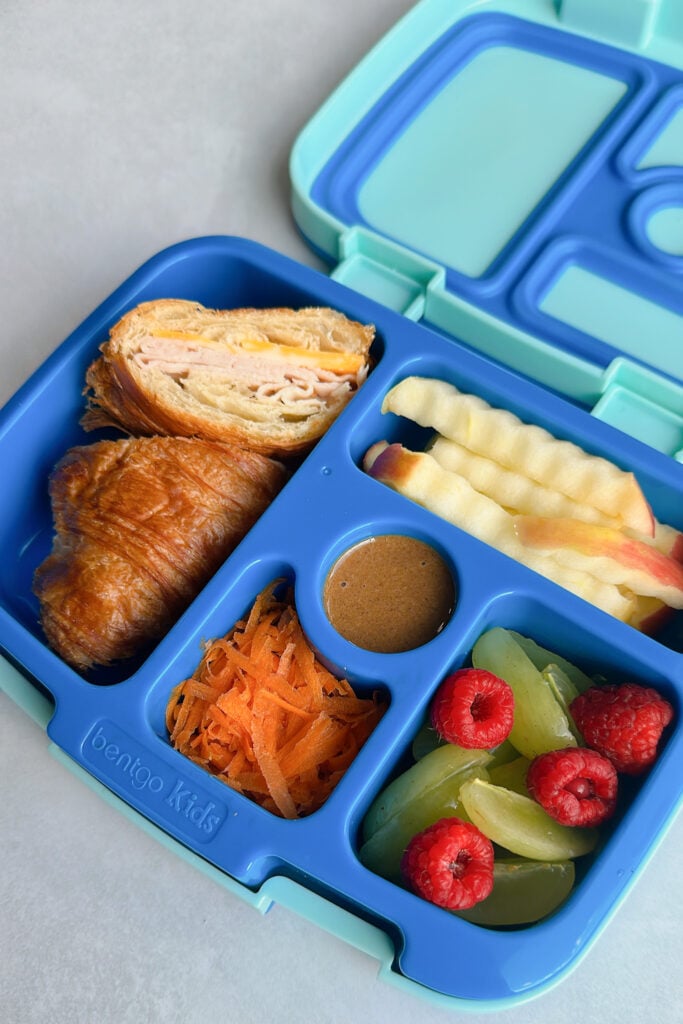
353;586;682;867
342;587;681;1000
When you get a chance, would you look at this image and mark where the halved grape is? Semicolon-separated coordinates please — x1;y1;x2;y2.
507;630;594;693
412;719;519;764
411;721;443;760
362;744;492;842
487;738;519;769
542;664;584;744
359;766;489;883
459;777;598;861
472;628;577;758
489;755;530;796
455;858;575;926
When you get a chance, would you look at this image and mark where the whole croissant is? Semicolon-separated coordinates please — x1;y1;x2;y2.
33;435;287;671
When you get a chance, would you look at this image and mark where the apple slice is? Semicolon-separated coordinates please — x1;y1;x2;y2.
428;434;625;529
364;442;634;621
628;520;683;561
666;525;683;563
514;515;683;608
381;376;654;536
626;593;675;635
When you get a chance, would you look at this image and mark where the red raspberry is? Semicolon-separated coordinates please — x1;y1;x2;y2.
430;668;514;749
527;747;618;826
570;683;674;775
401;817;494;910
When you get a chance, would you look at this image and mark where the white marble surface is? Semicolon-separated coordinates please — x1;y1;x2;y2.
1;3;681;1022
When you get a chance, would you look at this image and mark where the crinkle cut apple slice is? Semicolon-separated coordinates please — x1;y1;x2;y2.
428;435;626;529
381;377;654;537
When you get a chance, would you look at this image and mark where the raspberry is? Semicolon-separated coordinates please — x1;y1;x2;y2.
430;668;514;749
401;817;494;910
570;683;674;775
527;747;618;826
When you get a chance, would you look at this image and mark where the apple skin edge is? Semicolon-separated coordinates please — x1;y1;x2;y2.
362;439;390;475
513;516;683;596
629;597;675;635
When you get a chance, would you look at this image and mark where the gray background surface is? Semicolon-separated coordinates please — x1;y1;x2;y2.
1;3;681;1022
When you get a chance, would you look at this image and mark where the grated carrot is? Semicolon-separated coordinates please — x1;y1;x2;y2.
166;581;387;818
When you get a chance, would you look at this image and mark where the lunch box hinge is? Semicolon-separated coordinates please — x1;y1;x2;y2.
593;357;683;462
558;0;662;48
332;227;445;321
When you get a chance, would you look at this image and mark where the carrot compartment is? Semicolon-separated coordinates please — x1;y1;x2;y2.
166;581;387;817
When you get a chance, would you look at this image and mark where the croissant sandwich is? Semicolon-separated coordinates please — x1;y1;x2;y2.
82;300;375;455
33;436;287;671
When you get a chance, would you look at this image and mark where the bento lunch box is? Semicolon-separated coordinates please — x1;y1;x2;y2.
2;0;683;1012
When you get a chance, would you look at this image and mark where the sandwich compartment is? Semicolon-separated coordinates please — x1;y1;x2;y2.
2;0;683;1012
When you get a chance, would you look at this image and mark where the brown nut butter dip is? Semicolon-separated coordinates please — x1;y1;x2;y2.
323;534;456;653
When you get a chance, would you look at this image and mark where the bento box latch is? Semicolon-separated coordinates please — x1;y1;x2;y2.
593;357;683;462
332;226;444;321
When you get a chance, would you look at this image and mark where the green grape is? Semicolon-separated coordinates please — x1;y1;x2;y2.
460;778;598;861
542;664;584;744
362;743;492;842
472;628;577;758
487;738;519;768
507;630;594;693
359;766;489;883
412;718;518;764
455;858;575;926
411;720;444;760
489;755;530;796
542;662;579;705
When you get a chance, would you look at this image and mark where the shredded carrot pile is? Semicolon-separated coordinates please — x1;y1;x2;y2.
166;581;387;818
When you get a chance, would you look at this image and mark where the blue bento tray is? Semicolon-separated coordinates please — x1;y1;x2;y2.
2;0;683;1013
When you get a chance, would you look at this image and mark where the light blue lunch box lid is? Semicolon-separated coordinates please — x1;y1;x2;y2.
290;0;683;461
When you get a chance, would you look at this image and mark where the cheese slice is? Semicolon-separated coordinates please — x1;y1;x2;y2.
149;329;364;375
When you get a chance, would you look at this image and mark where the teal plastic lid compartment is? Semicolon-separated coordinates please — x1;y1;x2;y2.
290;0;683;459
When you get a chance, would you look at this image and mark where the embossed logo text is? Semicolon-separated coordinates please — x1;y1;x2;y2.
84;720;225;841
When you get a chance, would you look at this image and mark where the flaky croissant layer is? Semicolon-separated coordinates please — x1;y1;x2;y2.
33;436;287;671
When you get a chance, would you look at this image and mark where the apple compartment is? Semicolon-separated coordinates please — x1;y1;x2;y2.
345;341;683;656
